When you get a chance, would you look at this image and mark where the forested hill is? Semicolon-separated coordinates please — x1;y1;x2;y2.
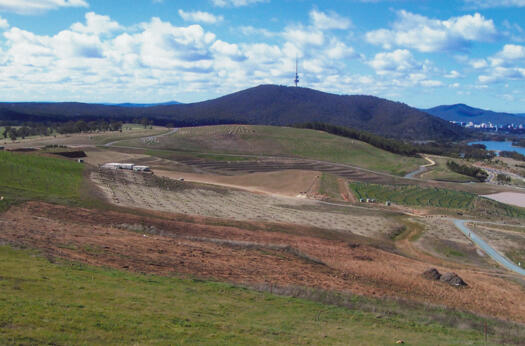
0;85;469;140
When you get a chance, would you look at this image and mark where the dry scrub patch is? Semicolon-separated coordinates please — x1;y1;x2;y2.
91;170;398;239
1;202;525;323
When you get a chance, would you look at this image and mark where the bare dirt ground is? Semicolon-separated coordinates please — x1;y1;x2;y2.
482;192;525;208
154;169;321;198
82;148;150;167
1;201;525;323
90;170;399;239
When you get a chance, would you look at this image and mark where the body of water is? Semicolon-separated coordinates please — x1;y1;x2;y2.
469;141;525;156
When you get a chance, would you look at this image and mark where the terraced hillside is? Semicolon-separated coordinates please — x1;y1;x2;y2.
120;125;424;176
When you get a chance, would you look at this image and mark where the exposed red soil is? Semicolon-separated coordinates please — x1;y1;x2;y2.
1;201;525;323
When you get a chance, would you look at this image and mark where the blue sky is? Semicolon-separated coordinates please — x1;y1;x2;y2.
0;0;524;112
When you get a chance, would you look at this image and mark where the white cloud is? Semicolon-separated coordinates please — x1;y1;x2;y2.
445;70;461;78
369;49;420;75
464;0;525;8
366;10;497;52
310;9;351;30
368;49;441;88
178;9;223;24
0;0;88;14
238;25;276;37
0;9;447;102
477;44;525;83
71;12;121;35
211;0;266;7
0;15;7;29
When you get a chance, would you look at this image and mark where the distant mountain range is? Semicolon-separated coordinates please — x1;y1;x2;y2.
103;101;181;107
424;104;525;125
0;85;469;140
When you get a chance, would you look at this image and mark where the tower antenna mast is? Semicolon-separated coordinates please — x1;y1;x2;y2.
294;57;299;87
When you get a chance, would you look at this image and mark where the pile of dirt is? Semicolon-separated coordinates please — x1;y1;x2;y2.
440;272;468;287
422;268;441;280
423;268;468;287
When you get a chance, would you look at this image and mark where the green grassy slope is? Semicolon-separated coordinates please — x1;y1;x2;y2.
0;151;84;211
121;125;424;176
350;182;475;209
0;246;500;345
420;156;475;182
350;182;525;218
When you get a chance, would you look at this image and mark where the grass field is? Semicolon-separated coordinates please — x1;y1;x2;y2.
420;156;474;182
319;173;341;199
0;245;510;345
91;125;169;145
121;125;424;176
350;182;475;209
0;151;84;211
350;182;525;218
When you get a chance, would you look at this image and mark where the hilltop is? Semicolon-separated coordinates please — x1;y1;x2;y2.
0;85;468;140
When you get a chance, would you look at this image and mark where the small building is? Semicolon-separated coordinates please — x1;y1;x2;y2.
385;201;391;206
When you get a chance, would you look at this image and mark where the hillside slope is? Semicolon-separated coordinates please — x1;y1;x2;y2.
122;125;424;175
425;104;525;125
0;85;468;140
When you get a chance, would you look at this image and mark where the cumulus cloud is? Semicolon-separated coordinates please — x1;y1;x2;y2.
211;0;266;7
368;49;441;88
366;10;497;52
310;9;351;30
178;9;223;24
71;12;121;35
476;44;525;83
0;8;451;102
0;0;88;14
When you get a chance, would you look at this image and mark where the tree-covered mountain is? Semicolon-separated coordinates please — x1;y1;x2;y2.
425;104;525;125
0;85;469;140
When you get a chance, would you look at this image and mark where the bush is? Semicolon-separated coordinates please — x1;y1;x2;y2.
446;161;488;182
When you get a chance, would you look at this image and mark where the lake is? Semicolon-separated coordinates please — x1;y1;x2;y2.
469;141;525;156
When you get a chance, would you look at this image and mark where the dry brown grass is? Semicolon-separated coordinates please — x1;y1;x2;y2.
2;201;525;324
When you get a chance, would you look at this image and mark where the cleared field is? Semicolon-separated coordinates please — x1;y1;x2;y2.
419;156;475;182
91;170;399;239
120;125;424;176
154;169;321;198
350;182;475;209
83;148;151;166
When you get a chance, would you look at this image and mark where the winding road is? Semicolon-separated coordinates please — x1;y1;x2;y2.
404;156;436;179
453;219;525;276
